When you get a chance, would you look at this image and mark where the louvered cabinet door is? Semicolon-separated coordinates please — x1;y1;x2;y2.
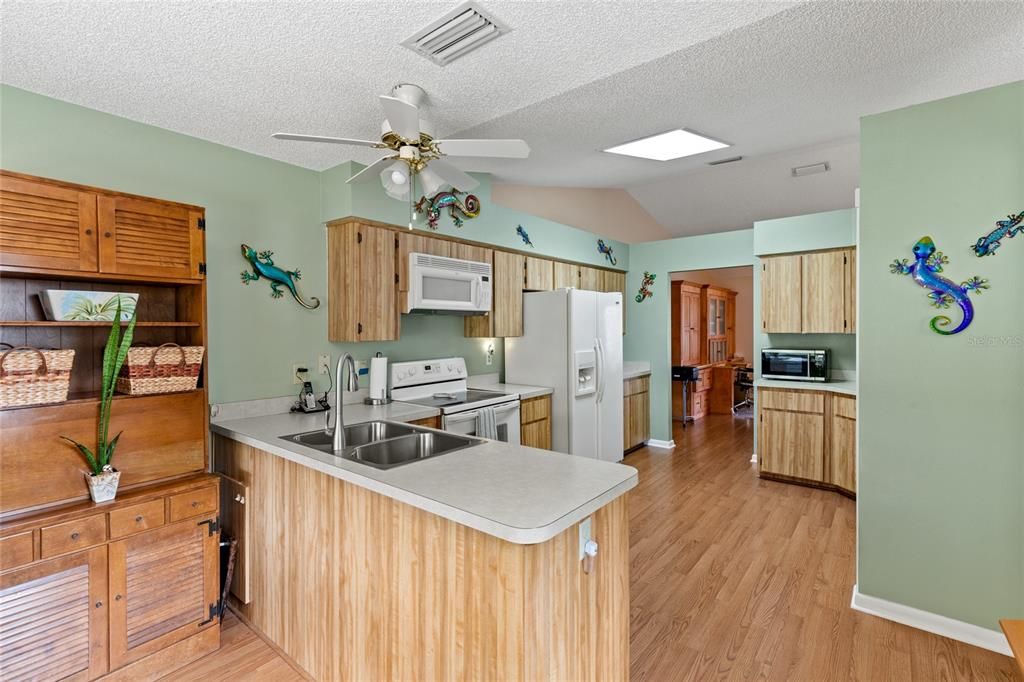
97;196;204;280
108;515;219;669
0;547;108;682
0;175;99;272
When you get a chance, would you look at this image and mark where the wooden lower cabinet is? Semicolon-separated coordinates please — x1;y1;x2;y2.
0;475;220;681
0;547;108;681
520;394;552;449
623;376;650;452
215;435;629;682
408;415;442;429
758;388;856;496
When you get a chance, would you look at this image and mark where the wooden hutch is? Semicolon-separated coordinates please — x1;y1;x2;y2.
0;171;220;680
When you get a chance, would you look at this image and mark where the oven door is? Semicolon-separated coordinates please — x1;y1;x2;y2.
410;265;488;313
443;402;521;445
761;351;810;380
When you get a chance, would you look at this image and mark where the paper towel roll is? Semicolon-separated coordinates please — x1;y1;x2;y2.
369;356;388;401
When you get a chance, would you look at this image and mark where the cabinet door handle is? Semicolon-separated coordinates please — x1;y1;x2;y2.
115;594;123;601
70;532;80;540
85;228;93;236
104;231;112;238
135;515;144;523
95;601;102;609
191;501;199;508
357;322;363;334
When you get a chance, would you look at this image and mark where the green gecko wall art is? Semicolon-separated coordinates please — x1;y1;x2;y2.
240;244;320;309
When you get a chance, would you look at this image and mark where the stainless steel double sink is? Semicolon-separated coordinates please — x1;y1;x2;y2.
281;420;481;470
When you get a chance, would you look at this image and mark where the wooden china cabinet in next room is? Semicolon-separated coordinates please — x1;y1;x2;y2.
0;171;220;681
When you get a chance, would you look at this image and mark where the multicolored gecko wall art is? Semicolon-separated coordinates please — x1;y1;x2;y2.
240;244;321;309
415;191;480;230
972;210;1023;256
890;236;988;335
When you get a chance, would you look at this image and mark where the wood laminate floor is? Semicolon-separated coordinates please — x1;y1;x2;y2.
163;414;1019;681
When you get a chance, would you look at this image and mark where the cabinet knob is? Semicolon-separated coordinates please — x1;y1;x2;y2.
85;228;93;236
191;501;199;508
135;515;143;523
70;532;80;540
104;231;112;238
95;601;102;609
115;594;123;601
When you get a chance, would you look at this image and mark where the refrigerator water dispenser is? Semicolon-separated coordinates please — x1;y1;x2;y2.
574;349;597;397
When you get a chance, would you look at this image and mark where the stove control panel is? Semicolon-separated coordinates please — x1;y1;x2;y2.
391;357;467;388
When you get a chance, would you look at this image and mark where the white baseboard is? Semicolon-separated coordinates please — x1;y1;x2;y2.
750;452;758;464
850;584;1012;656
645;439;675;450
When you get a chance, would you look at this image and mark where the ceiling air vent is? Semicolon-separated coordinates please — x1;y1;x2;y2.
402;2;510;66
707;156;743;166
792;161;830;177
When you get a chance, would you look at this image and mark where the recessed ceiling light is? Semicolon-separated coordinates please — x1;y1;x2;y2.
603;129;730;161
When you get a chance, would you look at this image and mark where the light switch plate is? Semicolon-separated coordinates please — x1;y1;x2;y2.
578;516;592;560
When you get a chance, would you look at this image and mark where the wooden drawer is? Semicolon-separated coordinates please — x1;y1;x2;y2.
690;391;708;419
521;395;552;424
41;514;106;558
109;499;166;539
168;486;218;522
759;388;824;414
833;394;856;420
624;376;649;397
691;370;712;394
0;531;35;570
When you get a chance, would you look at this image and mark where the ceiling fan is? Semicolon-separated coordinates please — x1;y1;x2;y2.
273;83;529;203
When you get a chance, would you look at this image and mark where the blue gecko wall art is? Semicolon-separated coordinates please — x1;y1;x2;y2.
240;244;321;309
972;210;1023;256
597;239;617;266
890;236;989;335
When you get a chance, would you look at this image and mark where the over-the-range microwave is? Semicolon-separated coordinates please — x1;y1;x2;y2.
408;252;492;314
761;348;830;382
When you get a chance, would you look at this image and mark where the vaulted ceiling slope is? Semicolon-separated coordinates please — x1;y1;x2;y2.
1;1;1021;241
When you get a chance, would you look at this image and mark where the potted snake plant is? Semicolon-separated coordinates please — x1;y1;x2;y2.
62;301;137;503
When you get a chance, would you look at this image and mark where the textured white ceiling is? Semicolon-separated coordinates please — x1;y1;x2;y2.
1;1;1021;241
0;0;795;170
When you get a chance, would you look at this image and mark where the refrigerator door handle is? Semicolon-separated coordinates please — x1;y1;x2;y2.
595;338;606;404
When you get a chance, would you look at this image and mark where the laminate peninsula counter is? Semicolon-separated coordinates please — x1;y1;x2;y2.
211;407;636;681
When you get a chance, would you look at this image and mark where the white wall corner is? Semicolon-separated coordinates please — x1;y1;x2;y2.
750;451;758;464
645;439;676;450
850;584;1012;657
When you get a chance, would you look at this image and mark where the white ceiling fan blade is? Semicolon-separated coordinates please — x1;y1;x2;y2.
272;133;381;147
346;156;399;184
434;139;530;158
425;159;479;192
379;95;421;142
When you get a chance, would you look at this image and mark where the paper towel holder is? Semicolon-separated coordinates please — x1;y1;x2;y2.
364;352;393;406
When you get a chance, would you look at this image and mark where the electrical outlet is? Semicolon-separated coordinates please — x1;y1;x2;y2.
317;354;331;375
485;343;494;366
578;516;592;560
292;364;309;385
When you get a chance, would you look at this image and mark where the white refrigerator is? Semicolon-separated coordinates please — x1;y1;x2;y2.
505;289;624;462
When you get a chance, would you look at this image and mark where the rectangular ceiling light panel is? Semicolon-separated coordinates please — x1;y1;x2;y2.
402;2;509;66
603;129;730;161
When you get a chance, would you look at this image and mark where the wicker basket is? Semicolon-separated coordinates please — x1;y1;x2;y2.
117;343;204;396
0;346;75;408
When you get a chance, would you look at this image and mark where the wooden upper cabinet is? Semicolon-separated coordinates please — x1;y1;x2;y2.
0;174;98;272
328;222;398;341
456;243;495;337
524;256;553;291
844;248;857;333
465;249;523;338
761;254;802;333
108;514;220;669
0;547;109;681
97;195;204;280
600;270;625;297
801;250;847;333
552;261;579;289
579;266;603;291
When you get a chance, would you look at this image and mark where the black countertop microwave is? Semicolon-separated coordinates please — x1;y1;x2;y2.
761;349;830;382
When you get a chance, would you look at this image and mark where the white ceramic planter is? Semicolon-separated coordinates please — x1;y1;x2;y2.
86;467;121;503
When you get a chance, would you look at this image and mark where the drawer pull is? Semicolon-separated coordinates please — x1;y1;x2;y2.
135;515;143;523
191;501;199;508
70;532;80;540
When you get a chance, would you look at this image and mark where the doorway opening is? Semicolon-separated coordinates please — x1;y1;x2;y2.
669;266;754;424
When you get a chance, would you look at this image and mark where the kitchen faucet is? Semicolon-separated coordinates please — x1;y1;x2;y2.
331;353;359;452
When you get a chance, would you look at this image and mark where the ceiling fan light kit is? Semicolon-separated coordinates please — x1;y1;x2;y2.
271;82;529;220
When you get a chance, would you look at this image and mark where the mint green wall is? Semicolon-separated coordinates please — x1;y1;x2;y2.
624;229;755;442
0;86;627;403
323;161;630;271
858;82;1023;631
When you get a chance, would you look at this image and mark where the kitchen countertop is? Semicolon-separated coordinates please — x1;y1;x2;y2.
623;361;651;379
755;377;857;396
211;410;637;545
467;376;553;399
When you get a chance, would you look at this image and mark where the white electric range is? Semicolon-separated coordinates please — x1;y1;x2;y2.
390;357;521;444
